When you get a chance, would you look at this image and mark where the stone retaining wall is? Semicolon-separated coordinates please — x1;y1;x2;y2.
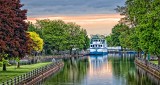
135;58;160;79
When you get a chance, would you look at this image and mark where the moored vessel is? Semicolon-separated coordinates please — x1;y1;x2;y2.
89;35;107;55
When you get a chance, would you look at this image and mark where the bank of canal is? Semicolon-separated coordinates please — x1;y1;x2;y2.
42;54;160;85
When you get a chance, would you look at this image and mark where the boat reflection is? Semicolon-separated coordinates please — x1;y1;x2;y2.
89;55;108;69
84;54;113;85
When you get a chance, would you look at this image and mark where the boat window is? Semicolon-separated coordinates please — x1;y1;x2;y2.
93;45;94;47
99;45;101;47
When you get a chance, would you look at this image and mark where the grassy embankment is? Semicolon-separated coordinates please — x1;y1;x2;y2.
0;62;52;83
150;61;158;65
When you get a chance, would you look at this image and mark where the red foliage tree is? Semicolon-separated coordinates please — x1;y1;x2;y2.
0;0;32;71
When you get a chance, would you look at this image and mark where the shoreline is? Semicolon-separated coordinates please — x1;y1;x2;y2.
1;60;64;85
135;58;160;79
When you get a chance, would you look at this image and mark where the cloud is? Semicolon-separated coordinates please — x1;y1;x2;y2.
27;14;122;35
21;0;125;17
23;0;125;35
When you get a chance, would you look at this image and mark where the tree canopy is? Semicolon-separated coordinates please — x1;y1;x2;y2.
0;0;32;70
28;19;90;55
108;0;160;65
28;32;44;52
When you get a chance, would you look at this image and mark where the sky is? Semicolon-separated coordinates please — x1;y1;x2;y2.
21;0;125;35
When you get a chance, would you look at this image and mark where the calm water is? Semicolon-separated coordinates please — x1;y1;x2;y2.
43;54;160;85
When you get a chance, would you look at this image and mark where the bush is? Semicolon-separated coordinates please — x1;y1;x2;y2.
0;62;3;67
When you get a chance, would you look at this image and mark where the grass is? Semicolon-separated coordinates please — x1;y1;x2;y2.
150;61;158;65
0;62;52;83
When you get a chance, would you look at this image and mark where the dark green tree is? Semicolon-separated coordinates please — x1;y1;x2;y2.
116;0;160;64
111;24;129;47
31;20;90;55
105;35;113;47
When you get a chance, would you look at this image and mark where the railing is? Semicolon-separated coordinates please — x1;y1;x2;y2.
0;60;63;85
135;57;160;72
43;54;85;60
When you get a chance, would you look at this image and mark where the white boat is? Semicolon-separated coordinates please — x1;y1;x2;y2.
89;35;107;55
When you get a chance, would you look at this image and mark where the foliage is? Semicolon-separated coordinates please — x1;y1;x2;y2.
83;34;90;50
28;32;44;52
106;24;129;47
0;0;32;58
105;35;112;46
65;22;87;53
2;58;9;65
0;0;32;70
15;57;20;63
0;62;2;67
125;0;160;61
114;0;160;64
117;24;130;48
29;20;89;55
111;24;122;46
128;28;140;51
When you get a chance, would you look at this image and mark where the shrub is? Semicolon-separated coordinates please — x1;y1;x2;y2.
0;62;3;67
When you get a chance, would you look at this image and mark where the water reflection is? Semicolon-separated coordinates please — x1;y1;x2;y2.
86;55;113;85
43;57;89;85
136;66;160;85
43;54;160;85
89;55;108;69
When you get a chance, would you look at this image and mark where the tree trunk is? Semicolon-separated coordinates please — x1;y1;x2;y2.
70;48;72;55
17;62;20;68
144;53;147;65
144;53;147;59
158;57;160;65
139;51;142;58
137;51;139;57
138;48;141;58
140;51;142;58
3;63;6;71
57;48;60;54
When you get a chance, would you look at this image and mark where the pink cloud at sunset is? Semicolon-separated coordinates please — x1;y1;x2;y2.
27;14;122;36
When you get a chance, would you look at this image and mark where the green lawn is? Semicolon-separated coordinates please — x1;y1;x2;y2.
0;62;52;83
150;61;158;65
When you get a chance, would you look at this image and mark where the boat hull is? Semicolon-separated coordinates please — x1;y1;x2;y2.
89;48;107;55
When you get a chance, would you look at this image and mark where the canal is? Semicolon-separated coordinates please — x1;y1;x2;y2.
42;54;160;85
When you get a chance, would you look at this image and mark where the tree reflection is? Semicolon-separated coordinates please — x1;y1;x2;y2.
43;57;89;85
43;54;159;85
108;53;159;85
